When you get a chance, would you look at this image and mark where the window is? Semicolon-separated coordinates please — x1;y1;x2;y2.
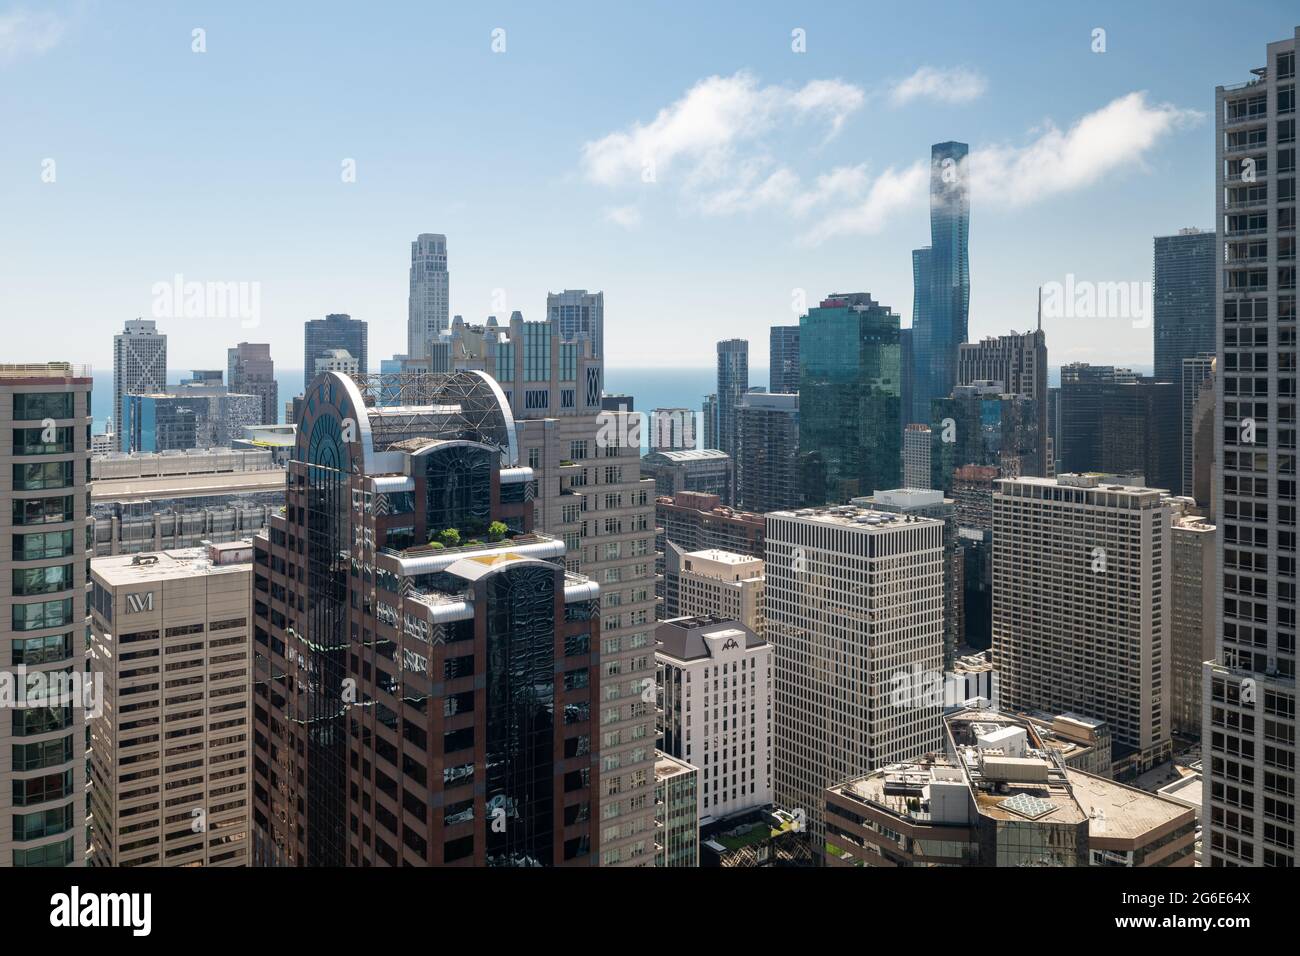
11;768;73;805
12;461;73;491
12;495;74;526
13;426;74;455
12;735;74;771
11;632;74;666
13;564;74;597
13;803;74;840
12;529;74;560
12;598;74;632
12;837;74;867
12;392;74;421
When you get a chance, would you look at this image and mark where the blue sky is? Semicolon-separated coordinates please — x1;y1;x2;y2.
2;1;1296;373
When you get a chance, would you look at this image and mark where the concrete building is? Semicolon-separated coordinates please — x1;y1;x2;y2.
734;392;800;515
226;342;278;426
1170;508;1216;739
656;616;771;823
1;363;93;869
87;541;254;866
304;313;367;376
653;752;699;867
113;319;167;452
667;549;764;636
824;708;1195;867
766;504;944;856
407;233;449;360
91;449;283;557
657;492;765;559
649;407;696;453
992;475;1173;775
902;424;931;491
1204;27;1299;868
1184;356;1217;518
716;339;749;469
701;394;718;450
769;325;800;396
1057;365;1179;492
642;448;733;501
855;489;961;669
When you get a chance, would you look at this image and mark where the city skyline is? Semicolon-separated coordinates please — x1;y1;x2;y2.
5;2;1299;375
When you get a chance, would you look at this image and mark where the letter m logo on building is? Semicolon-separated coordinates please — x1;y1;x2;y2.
125;592;154;613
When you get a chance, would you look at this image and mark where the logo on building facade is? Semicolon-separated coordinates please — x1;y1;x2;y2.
124;592;154;613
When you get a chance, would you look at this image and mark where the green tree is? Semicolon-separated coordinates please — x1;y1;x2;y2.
488;521;509;542
437;528;461;548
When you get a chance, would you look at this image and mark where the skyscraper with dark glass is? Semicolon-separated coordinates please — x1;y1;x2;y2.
910;141;970;427
769;325;800;395
1154;229;1216;387
304;313;368;375
251;369;600;866
799;293;902;504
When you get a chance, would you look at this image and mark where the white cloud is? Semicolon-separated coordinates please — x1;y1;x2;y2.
604;205;642;229
796;162;929;245
0;8;66;64
889;66;987;106
968;91;1204;206
580;71;865;189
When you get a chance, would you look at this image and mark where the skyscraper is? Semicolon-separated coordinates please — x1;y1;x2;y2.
958;323;1048;475
113;318;167;452
993;475;1172;774
251;368;600;866
769;325;800;395
548;289;605;360
716;339;749;470
2;362;93;868
227;342;278;426
1154;228;1216;390
304;313;367;375
1205;29;1298;868
1170;508;1215;739
902;423;932;490
767;504;944;858
702;394;718;449
910;141;971;427
929;382;1041;493
799;293;903;504
734;392;800;514
407;233;449;360
1057;365;1179;491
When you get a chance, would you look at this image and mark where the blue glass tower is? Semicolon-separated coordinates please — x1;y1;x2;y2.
910;142;970;426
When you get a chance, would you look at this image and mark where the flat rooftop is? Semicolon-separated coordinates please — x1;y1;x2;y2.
769;505;940;530
1068;770;1194;839
92;545;252;586
92;469;286;501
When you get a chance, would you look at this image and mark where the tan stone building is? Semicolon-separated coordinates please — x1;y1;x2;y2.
88;541;253;866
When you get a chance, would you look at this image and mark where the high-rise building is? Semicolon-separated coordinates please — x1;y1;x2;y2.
227;342;278;426
656;492;765;558
702;394;718;449
407;233;449;360
1182;354;1216;501
548;290;604;360
1058;365;1179;492
113;319;167;453
1170;508;1216;739
825;708;1196;868
902;424;931;490
127;391;263;452
1154;228;1216;396
251;368;601;866
304;313;367;375
930;382;1041;493
910;141;970;427
649;407;696;452
993;475;1173;774
665;548;764;636
653;753;699;867
855;489;962;670
734;392;800;514
656;616;771;822
2;362;93;868
958;324;1048;475
799;293;903;505
88;541;254;866
313;349;359;376
444;313;658;866
716;339;749;468
1189;365;1218;518
766;504;944;857
769;325;800;395
1205;29;1298;868
642;449;733;501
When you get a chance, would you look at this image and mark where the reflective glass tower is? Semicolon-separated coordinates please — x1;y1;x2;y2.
910;142;970;427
